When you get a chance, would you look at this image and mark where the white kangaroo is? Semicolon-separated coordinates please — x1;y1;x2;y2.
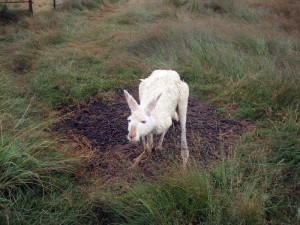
124;70;189;168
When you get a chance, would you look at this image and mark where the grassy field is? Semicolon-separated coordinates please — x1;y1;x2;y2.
0;0;299;224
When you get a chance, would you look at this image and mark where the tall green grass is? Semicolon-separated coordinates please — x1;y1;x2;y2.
125;11;299;223
129;23;299;119
96;148;278;224
96;124;299;224
0;3;126;224
0;69;98;224
0;118;98;224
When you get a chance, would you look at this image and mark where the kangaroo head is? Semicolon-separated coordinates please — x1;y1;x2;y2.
124;90;162;142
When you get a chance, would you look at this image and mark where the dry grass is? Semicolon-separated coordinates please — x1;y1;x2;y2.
250;0;300;33
229;192;265;224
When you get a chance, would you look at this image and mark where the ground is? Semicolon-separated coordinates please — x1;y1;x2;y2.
54;87;249;181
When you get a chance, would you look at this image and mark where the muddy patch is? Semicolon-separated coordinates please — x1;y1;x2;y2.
54;89;248;181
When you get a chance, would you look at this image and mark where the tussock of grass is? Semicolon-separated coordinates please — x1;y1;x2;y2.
123;9;299;222
0;77;99;223
128;19;299;119
62;0;104;10
115;8;156;25
0;5;117;224
168;0;267;20
232;33;297;57
0;118;96;224
2;189;97;225
113;1;175;25
268;112;300;183
0;134;70;192
62;0;123;11
30;71;113;107
97;153;273;224
30;46;137;107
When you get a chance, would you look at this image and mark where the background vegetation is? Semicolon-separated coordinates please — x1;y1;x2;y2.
0;0;299;224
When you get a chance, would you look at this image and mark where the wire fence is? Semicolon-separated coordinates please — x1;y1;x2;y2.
0;0;32;14
0;0;61;14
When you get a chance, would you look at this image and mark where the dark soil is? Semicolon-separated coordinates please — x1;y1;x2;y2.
54;89;249;181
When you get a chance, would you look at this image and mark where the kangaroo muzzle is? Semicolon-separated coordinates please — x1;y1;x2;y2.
128;126;139;142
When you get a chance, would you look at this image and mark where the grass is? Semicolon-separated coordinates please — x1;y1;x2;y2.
0;65;97;224
96;122;299;224
62;0;110;11
0;114;97;224
96;151;273;225
0;0;299;224
128;19;299;119
168;0;268;20
0;1;123;224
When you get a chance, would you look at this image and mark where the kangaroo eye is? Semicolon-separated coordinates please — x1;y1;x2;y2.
141;120;146;124
128;119;131;122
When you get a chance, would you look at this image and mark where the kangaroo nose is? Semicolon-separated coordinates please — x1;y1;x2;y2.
128;126;137;141
128;129;136;140
129;133;136;139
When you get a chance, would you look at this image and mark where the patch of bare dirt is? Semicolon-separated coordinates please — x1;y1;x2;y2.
53;89;249;181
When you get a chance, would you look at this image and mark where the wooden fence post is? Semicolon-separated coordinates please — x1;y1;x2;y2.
29;0;33;14
54;0;56;9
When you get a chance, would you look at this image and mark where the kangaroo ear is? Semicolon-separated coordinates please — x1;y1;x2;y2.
145;93;162;116
124;90;139;112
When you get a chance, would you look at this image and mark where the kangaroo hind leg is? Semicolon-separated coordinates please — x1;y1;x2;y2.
177;81;189;168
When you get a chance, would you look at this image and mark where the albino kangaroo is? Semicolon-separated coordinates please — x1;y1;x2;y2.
124;70;189;168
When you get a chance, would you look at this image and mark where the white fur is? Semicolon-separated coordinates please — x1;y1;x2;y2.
124;70;189;168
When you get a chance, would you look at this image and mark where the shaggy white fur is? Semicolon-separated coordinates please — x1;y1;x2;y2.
124;70;189;168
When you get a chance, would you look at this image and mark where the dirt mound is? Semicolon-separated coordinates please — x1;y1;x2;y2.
54;89;248;180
